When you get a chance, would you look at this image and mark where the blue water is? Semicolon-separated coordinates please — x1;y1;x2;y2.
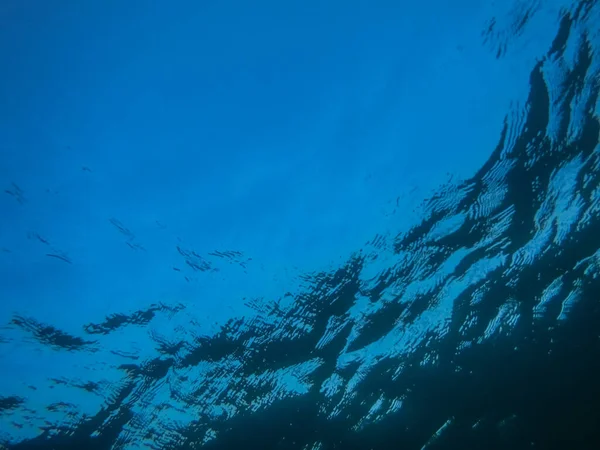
1;1;600;449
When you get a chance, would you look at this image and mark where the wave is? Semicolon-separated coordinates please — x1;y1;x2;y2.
2;1;600;449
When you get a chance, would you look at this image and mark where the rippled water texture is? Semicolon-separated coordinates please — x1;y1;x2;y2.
1;1;600;449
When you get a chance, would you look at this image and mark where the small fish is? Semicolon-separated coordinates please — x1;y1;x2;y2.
46;253;72;264
126;242;146;251
27;232;49;245
4;182;26;204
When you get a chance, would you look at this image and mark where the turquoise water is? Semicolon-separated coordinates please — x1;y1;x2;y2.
1;1;600;449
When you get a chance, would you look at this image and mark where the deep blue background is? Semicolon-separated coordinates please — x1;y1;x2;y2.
0;0;581;445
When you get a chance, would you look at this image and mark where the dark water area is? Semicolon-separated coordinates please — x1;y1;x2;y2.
2;1;600;450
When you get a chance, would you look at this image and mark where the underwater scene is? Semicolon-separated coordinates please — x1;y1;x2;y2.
1;0;600;449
